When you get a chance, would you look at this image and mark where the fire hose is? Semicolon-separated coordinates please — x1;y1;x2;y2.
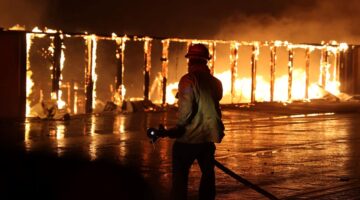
214;160;279;200
147;127;279;200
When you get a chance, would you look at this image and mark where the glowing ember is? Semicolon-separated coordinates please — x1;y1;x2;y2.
339;43;349;51
8;24;26;31
32;27;42;33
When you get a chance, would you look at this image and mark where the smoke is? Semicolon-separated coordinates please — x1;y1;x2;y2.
0;0;49;29
215;0;360;44
2;0;359;44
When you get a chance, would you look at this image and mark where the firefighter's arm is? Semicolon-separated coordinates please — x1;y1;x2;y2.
161;75;194;139
177;75;195;127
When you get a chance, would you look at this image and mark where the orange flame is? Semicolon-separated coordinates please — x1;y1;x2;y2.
165;68;343;104
25;33;35;116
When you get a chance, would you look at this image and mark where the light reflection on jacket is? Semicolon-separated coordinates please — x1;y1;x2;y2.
175;63;224;144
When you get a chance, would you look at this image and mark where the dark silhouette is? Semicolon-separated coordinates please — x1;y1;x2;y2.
166;43;225;200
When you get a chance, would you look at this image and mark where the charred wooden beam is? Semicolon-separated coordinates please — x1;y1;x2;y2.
52;34;62;97
73;82;79;114
144;39;152;101
320;49;329;88
305;48;311;99
288;47;294;101
339;49;346;92
161;39;170;106
270;46;276;102
251;43;259;103
334;50;340;83
85;36;94;113
209;42;216;75
230;42;238;103
115;38;126;103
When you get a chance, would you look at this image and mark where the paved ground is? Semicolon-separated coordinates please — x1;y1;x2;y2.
1;107;360;199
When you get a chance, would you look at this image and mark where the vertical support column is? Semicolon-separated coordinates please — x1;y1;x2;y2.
251;43;259;103
339;49;345;92
66;82;71;109
73;82;79;114
84;35;95;114
320;48;329;88
288;47;294;101
52;34;62;99
338;44;348;92
69;81;74;114
209;42;216;75
334;50;340;83
230;42;239;103
270;45;277;102
25;33;35;117
115;37;126;104
144;38;152;101
161;39;170;106
305;48;311;99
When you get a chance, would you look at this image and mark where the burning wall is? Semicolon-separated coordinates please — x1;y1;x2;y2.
3;27;354;118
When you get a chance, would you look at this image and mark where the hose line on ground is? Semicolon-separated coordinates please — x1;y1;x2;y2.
214;160;279;200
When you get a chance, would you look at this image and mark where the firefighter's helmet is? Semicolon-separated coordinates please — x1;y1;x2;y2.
185;43;211;60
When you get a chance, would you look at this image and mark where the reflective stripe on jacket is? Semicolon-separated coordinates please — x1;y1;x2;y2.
176;64;224;144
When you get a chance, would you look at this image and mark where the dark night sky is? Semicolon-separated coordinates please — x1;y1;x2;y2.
1;0;360;43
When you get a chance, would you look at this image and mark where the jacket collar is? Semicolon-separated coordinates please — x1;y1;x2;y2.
188;64;210;74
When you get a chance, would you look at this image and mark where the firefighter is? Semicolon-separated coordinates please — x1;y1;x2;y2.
166;43;225;200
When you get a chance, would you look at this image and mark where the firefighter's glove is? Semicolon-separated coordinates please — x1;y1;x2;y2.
166;125;185;138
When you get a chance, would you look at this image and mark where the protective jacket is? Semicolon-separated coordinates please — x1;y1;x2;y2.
175;63;224;144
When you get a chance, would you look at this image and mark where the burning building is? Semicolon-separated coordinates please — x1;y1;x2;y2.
1;27;360;121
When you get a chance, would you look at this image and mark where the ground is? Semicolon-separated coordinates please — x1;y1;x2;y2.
1;107;360;199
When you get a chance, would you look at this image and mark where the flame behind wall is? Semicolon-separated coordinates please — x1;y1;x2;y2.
23;27;348;117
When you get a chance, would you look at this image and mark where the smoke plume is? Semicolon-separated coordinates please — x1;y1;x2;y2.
215;0;360;44
0;0;48;29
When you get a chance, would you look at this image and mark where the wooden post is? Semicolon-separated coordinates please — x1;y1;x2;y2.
73;82;79;114
85;36;94;113
52;34;62;99
339;49;345;92
305;48;310;99
115;37;126;104
270;45;276;102
161;39;169;106
288;47;294;101
230;42;238;103
144;39;152;101
334;50;340;83
251;43;259;103
320;48;329;88
209;42;216;75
